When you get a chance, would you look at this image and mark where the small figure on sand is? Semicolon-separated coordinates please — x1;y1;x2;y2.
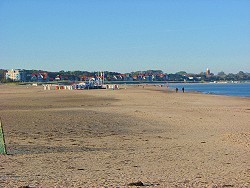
175;88;178;93
182;87;185;93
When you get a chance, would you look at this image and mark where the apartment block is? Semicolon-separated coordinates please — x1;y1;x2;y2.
5;69;26;81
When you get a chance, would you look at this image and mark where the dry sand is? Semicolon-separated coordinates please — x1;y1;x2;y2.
0;84;249;188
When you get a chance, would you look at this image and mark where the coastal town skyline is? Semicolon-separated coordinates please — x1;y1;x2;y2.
1;68;249;83
1;67;250;75
1;1;249;73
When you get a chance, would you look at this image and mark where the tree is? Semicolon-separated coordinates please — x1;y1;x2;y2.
176;71;187;75
216;71;226;80
226;73;235;81
217;71;226;76
236;71;246;80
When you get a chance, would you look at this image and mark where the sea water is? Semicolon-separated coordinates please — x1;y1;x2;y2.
169;83;250;97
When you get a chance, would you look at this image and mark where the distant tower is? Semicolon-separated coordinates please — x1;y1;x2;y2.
206;68;210;76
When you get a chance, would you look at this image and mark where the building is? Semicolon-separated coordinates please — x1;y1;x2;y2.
5;69;26;81
206;68;211;76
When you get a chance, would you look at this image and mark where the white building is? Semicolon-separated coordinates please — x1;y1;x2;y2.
5;69;26;81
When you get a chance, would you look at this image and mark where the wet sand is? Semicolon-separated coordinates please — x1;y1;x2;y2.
0;84;249;187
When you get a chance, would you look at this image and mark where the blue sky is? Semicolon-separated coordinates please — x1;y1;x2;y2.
0;0;249;74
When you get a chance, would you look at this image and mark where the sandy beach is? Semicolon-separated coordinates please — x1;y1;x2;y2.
0;84;249;188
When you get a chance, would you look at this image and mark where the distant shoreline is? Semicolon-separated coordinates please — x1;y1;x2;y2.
2;81;250;98
168;82;250;98
5;80;250;86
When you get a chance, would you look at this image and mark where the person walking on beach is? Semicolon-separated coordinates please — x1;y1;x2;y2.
175;88;178;93
182;87;185;93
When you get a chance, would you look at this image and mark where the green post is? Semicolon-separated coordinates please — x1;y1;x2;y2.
0;118;7;155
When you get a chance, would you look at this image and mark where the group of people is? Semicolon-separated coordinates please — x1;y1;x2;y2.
176;87;185;93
